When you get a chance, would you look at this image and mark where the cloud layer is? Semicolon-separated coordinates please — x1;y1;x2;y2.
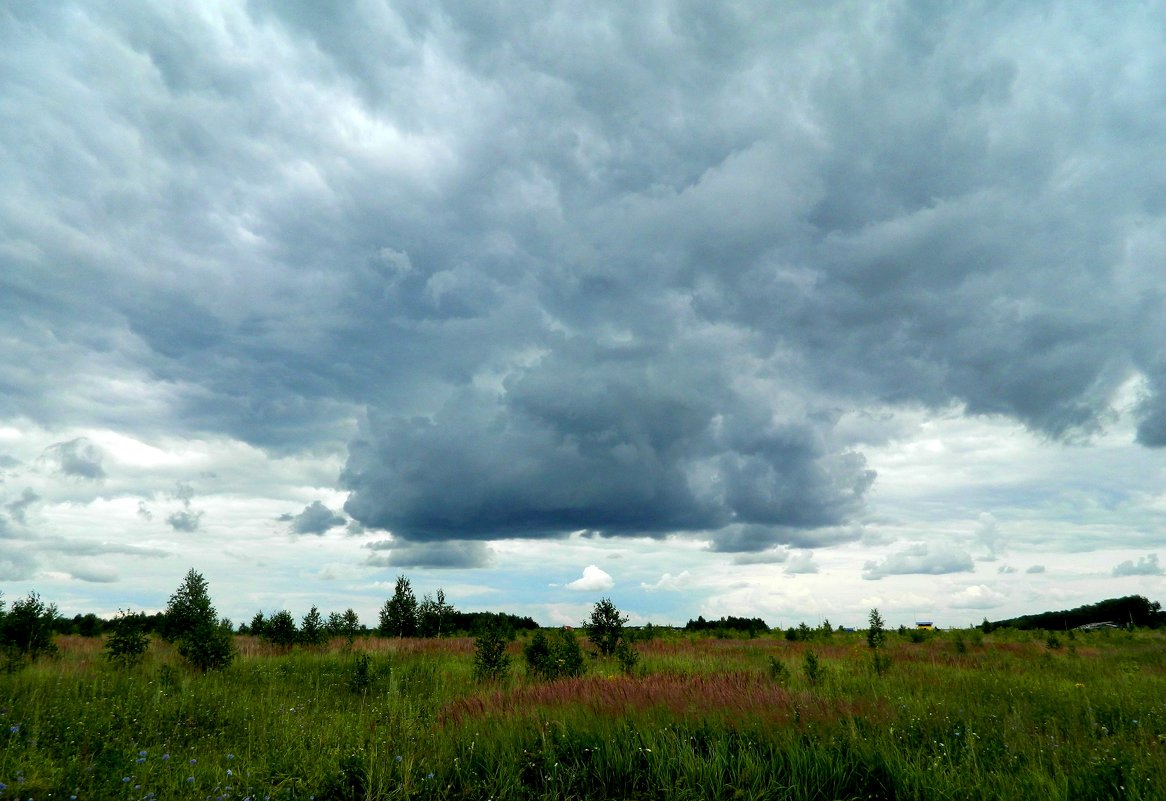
2;3;1165;623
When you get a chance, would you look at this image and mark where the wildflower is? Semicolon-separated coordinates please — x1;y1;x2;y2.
227;769;233;777
140;750;148;757
191;758;198;765
8;725;18;733
1075;683;1085;688
427;773;434;780
162;754;170;761
227;754;234;760
123;776;131;783
395;755;403;763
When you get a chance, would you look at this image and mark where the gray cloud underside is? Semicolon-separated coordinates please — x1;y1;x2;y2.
863;544;975;580
364;540;493;569
283;500;346;535
4;4;1166;546
1112;554;1164;577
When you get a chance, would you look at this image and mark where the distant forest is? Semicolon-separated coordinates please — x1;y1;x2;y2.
10;591;1165;638
983;595;1164;632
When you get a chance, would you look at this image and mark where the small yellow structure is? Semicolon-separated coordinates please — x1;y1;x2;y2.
915;621;934;630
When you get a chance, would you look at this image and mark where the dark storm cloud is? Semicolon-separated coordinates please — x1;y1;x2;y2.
282;501;346;535
4;3;1166;550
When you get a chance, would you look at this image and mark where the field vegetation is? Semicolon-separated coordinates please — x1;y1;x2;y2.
1;583;1165;800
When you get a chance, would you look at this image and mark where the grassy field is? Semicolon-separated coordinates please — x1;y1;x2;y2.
2;627;1164;800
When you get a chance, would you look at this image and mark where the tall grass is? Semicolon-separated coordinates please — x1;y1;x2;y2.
1;628;1164;799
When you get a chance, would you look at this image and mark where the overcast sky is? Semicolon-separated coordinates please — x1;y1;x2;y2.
2;2;1164;629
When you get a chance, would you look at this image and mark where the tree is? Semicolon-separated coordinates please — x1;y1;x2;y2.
583;597;628;657
867;608;886;650
163;569;215;643
1;591;59;659
418;588;455;638
248;611;267;637
868;607;890;677
378;575;418;637
328;608;361;648
300;606;326;647
163;570;234;670
263;610;298;649
104;610;150;666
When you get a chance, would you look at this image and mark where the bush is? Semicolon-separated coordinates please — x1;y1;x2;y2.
525;629;586;680
803;650;821;686
349;653;373;695
473;623;511;682
104;610;150;666
768;656;790;684
615;639;639;674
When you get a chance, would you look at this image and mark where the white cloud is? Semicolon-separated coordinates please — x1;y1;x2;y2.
641;570;692;591
564;565;614;592
949;584;1007;609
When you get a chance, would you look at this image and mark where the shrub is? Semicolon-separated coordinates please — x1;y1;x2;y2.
615;639;639;674
473;623;511;682
803;650;821;686
524;628;586;680
767;656;790;684
349;653;373;695
104;610;150;666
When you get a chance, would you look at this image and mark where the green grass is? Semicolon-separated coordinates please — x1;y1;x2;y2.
2;629;1165;799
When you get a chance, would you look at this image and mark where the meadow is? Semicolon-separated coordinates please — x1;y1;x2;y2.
2;627;1164;800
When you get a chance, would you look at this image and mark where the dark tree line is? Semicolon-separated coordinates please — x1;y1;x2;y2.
685;615;771;636
983;595;1164;632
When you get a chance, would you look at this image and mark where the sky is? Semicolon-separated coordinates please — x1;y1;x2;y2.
2;1;1165;630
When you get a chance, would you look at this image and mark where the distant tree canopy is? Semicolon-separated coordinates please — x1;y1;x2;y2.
984;595;1164;632
684;615;770;636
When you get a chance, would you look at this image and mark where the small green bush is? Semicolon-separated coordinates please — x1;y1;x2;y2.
104;610;150;667
803;650;821;686
525;628;587;680
473;623;511;682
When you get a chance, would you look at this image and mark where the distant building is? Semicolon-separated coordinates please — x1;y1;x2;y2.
915;621;935;630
